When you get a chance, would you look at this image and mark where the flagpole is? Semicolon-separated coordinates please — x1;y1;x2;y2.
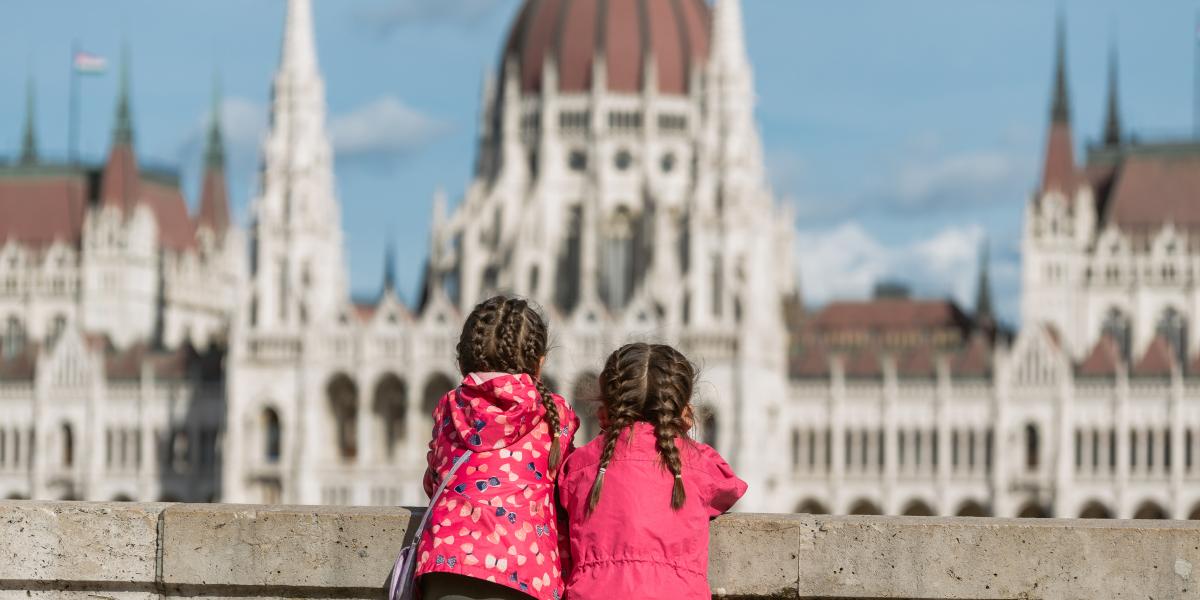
68;40;79;164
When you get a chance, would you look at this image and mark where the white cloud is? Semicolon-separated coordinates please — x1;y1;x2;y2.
795;221;994;310
330;96;449;166
892;151;1019;212
356;0;503;33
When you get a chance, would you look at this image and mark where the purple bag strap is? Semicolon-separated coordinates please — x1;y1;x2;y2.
387;449;472;600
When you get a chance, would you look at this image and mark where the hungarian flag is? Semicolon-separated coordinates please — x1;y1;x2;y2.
73;51;107;75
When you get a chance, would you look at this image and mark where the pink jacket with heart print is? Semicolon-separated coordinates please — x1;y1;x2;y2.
558;422;747;600
416;372;579;600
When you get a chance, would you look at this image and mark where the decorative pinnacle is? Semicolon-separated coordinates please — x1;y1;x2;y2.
19;74;37;165
113;44;134;146
1102;41;1121;146
204;72;225;170
1050;13;1071;124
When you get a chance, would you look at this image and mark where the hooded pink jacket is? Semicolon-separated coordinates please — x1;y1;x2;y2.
558;422;747;600
416;373;579;600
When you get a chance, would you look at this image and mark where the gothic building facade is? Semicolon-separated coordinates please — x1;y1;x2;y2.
1;2;1198;519
0;58;240;502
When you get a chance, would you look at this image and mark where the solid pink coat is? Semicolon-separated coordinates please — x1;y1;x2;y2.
416;373;579;600
558;422;747;600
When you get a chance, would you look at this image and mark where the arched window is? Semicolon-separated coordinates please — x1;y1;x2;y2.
61;423;74;468
2;316;25;358
791;429;801;470
600;209;636;311
1156;307;1188;365
1024;423;1040;471
956;500;989;517
1133;501;1168;520
1079;501;1114;519
571;373;600;443
1017;501;1049;518
326;375;358;461
262;408;281;463
1101;308;1131;360
901;499;935;516
848;499;882;516
795;499;828;514
372;375;407;461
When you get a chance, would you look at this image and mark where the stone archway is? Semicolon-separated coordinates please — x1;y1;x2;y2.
901;499;936;516
1016;501;1050;518
795;498;829;515
1079;500;1114;519
955;500;989;517
1189;502;1200;520
326;374;358;462
848;499;882;516
372;374;407;462
1133;500;1168;520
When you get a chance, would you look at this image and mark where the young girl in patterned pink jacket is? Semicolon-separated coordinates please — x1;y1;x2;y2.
417;296;579;600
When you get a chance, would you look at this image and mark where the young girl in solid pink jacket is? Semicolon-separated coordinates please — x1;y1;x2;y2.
558;343;747;600
416;296;579;600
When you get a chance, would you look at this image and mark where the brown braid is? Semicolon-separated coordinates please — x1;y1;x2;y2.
586;343;696;513
456;295;562;470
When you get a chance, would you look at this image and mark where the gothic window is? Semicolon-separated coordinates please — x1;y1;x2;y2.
1156;307;1187;365
373;375;407;461
262;408;281;463
711;255;723;317
898;430;907;467
1074;429;1083;469
1025;423;1040;471
327;375;358;461
2;316;25;358
422;374;456;433
790;429;800;470
951;430;960;468
601;210;635;311
614;149;633;171
1101;308;1132;359
660;152;676;173
61;423;74;468
568;150;587;172
555;206;583;314
1130;430;1139;468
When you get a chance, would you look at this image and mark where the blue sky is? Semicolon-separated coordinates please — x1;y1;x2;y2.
1;1;1197;326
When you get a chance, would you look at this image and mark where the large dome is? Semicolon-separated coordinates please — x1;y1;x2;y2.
503;0;712;96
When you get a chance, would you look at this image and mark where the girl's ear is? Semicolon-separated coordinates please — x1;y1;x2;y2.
682;405;695;431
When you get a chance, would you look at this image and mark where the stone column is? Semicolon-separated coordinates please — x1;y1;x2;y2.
1170;368;1184;517
829;356;846;513
1053;362;1074;518
882;355;898;514
935;357;952;515
990;350;1009;517
1115;366;1130;517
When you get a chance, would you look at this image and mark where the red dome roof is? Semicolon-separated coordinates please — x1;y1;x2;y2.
504;0;712;96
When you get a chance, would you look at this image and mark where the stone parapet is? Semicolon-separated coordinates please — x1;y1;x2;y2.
0;501;1197;599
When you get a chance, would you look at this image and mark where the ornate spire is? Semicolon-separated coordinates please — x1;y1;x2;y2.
1040;13;1077;194
974;238;994;328
198;73;231;235
204;73;225;170
19;74;37;165
1050;14;1070;124
382;236;397;293
280;0;319;78
1102;40;1121;146
113;45;134;146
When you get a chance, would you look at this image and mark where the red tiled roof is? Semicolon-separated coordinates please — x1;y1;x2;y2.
105;343;199;381
1106;153;1200;231
197;167;231;235
139;179;196;251
352;302;378;323
101;144;139;212
790;344;829;378
951;334;991;377
844;345;882;378
897;344;935;378
1078;335;1121;377
506;0;710;96
0;172;88;248
1132;335;1174;378
813;299;969;331
1041;122;1078;196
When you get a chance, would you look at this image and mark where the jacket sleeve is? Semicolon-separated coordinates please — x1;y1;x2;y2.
701;444;748;518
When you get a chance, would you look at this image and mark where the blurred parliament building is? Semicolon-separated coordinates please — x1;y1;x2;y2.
0;1;1198;519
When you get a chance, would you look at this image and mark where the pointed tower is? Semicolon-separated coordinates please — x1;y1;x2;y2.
1040;15;1077;195
19;75;37;166
101;47;139;212
247;0;347;329
197;76;231;237
382;236;397;295
1102;41;1122;147
974;238;995;331
706;0;765;186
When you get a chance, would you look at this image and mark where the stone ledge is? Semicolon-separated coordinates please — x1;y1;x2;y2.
0;501;1198;599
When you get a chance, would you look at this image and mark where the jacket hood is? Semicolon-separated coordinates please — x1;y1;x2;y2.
449;372;545;451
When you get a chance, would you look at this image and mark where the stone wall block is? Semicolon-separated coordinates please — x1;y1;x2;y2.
709;513;803;598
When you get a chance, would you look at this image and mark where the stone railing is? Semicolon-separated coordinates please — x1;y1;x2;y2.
2;501;1198;599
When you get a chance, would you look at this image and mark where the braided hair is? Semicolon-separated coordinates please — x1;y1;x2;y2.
587;343;696;514
456;296;562;469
